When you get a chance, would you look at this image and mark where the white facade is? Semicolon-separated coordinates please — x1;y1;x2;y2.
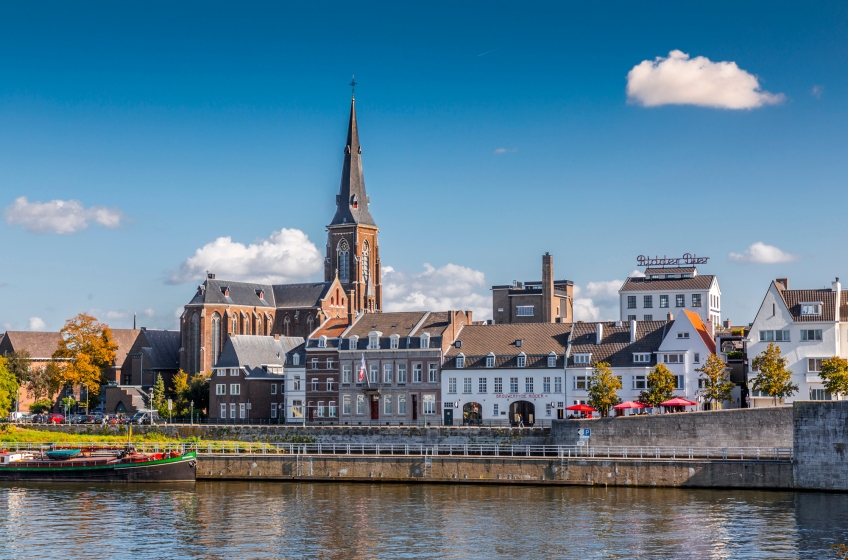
619;268;721;331
285;366;306;423
746;280;844;405
440;367;565;426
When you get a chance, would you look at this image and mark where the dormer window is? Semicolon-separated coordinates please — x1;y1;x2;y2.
351;194;358;209
633;353;651;364
547;352;557;368
256;289;264;299
368;331;382;350
317;336;327;348
801;303;822;316
677;332;690;339
221;286;229;297
456;354;465;368
420;334;430;349
292;354;300;366
486;353;495;368
390;335;399;349
574;353;591;365
517;352;526;368
349;335;359;350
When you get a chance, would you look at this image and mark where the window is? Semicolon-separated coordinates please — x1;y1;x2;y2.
633;375;647;390
644;295;653;308
341;365;351;384
327;358;334;369
574;354;590;364
383;364;393;383
423;394;436;415
675;294;685;308
808;358;824;372
547;353;557;368
239;403;246;419
231;368;239;376
478;378;487;393
677;332;690;339
456;355;465;368
659;295;669;308
369;364;378;384
327;378;335;391
220;403;227;418
574;376;588;390
356;394;365;415
317;401;325;417
343;395;351;415
216;384;226;395
384;395;392;415
543;377;551;393
448;378;457;394
271;384;277;395
292;400;303;418
312;378;319;392
317;336;327;348
463;377;472;394
644;315;653;321
494;377;503;393
627;296;636;309
413;363;423;383
348;336;359;350
329;401;337;417
698;378;706;389
810;389;831;401
633;353;651;364
493;403;499;416
311;358;319;370
760;330;790;342
517;354;526;368
398;394;407;415
627;315;637;321
230;384;240;396
546;403;552;417
420;334;430;349
674;376;685;390
338;240;350;283
663;354;684;364
555;377;562;393
801;330;823;341
801;303;822;316
292;376;301;391
369;335;379;350
486;354;495;368
428;364;438;383
692;294;702;307
694;353;700;363
217;369;226;377
516;306;534;317
390;336;399;349
292;354;300;366
229;403;236;419
510;377;519;393
397;364;407;383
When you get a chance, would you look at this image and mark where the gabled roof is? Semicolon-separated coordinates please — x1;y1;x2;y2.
215;335;306;377
415;311;454;337
776;284;845;322
111;329;142;365
0;331;63;359
189;279;276;307
345;312;428;339
444;323;571;369
567;321;669;368
329;97;376;227
138;330;181;370
682;310;716;354
272;282;332;308
643;267;696;276
620;275;715;292
306;318;349;349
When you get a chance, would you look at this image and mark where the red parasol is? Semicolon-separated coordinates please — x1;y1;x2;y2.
566;404;597;413
613;401;646;410
660;397;697;407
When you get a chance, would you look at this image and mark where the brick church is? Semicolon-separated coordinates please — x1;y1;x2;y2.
179;95;382;374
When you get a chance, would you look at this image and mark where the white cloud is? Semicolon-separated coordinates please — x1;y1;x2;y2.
28;317;46;331
167;228;323;284
382;263;491;319
728;242;797;264
4;196;126;234
811;85;823;98
626;50;784;109
142;308;155;318
494;147;517;155
573;279;624;322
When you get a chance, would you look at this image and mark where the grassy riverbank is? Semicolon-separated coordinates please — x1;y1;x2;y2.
0;425;180;443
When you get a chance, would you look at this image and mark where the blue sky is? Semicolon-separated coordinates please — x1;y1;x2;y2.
2;1;847;331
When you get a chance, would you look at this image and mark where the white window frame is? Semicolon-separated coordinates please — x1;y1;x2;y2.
808;358;824;372
317;336;327;348
574;354;590;365
271;384;277;395
448;378;457;394
390;335;399;349
633;375;647;390
633;353;651;364
547;353;557;368
574;375;587;390
428;363;438;383
230;384;240;396
239;403;245;419
413;363;423;383
463;377;472;394
525;377;534;393
509;377;519;393
456;354;465;368
486;353;495;368
383;395;392;415
517;353;526;368
229;403;236;419
343;395;351;415
494;377;503;394
555;377;562;393
220;403;227;418
478;377;487;393
801;303;822;316
516;306;534;317
422;394;436;415
397;364;407;383
216;384;226;395
420;334;430;349
369;364;378;384
342;365;351;384
801;329;823;342
543;377;551;393
383;364;393;383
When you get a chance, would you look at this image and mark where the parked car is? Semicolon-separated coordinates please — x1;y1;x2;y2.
48;413;65;424
130;410;160;425
8;412;33;423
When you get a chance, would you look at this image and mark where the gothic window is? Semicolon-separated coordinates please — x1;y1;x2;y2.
266;314;273;335
307;314;314;333
255;315;262;336
242;314;250;335
231;314;238;334
284;315;291;337
338;240;350;283
211;313;221;366
190;313;201;374
362;240;370;283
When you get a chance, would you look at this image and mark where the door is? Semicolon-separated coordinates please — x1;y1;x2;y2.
443;408;453;426
412;395;418;420
370;396;379;420
509;401;536;426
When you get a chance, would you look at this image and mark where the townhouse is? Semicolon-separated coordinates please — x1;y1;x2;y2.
304;318;349;424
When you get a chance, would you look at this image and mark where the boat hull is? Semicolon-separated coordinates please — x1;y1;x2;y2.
0;453;196;483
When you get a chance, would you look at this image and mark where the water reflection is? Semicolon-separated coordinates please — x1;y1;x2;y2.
0;482;846;559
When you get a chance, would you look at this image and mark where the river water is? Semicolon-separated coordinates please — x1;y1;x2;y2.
1;482;846;558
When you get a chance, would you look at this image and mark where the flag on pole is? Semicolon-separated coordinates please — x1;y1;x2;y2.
358;354;367;384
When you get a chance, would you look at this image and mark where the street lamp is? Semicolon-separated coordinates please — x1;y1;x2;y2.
190;400;194;426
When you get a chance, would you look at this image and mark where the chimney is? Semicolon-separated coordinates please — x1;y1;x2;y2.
776;278;788;290
833;277;841;320
207;272;215;280
723;318;732;329
133;312;137;330
542;253;554;323
833;277;841;292
274;334;280;340
667;312;673;321
630;319;637;343
596;323;603;345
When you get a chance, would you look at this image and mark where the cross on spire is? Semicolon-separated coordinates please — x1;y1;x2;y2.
349;75;357;99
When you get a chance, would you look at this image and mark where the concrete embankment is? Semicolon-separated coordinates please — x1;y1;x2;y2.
196;455;793;490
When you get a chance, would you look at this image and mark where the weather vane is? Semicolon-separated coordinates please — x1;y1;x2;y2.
349;75;357;98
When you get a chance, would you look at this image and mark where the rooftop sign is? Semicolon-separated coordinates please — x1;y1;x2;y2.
637;253;709;267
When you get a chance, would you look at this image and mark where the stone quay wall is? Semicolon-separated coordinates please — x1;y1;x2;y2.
793;400;848;491
551;407;793;449
196;454;794;490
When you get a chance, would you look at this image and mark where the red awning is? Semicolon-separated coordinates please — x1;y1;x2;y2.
613;401;646;410
660;397;697;407
566;404;597;413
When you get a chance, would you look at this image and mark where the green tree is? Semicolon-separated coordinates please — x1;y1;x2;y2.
819;357;848;398
640;364;676;409
60;396;76;414
697;354;735;410
152;373;169;417
751;342;798;406
0;357;21;418
171;370;190;416
53;313;118;410
26;360;62;402
188;371;211;417
4;349;32;386
29;398;54;414
587;361;622;417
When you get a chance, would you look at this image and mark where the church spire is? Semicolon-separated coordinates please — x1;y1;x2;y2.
329;91;376;227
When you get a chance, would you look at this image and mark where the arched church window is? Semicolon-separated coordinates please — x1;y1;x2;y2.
307;314;314;333
284;315;291;337
242;314;250;335
211;312;221;366
231;314;238;334
362;240;370;283
338;240;350;283
255;315;262;336
190;313;201;374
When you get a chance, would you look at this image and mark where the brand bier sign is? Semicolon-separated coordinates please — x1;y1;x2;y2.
637;253;709;267
494;393;549;399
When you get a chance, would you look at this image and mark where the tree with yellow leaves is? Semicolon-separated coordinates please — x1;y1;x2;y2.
52;313;118;410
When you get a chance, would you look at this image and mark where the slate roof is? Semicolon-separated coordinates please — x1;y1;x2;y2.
620;275;715;292
345;312;427;339
189;279;276;307
215;335;306;377
444;323;571;369
111;329;142;366
138;330;181;370
0;331;63;359
776;284;848;322
644;267;697;276
329;97;376;227
272;282;332;308
566;321;670;368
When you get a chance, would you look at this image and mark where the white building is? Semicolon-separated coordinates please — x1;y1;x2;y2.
566;311;723;411
746;278;846;405
619;266;721;331
285;351;307;424
442;323;570;426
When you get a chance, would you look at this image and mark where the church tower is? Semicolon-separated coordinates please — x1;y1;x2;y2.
325;91;382;315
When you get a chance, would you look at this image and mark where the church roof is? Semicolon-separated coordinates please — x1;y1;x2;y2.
272;282;333;308
0;331;63;359
329;97;376;227
187;278;333;310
